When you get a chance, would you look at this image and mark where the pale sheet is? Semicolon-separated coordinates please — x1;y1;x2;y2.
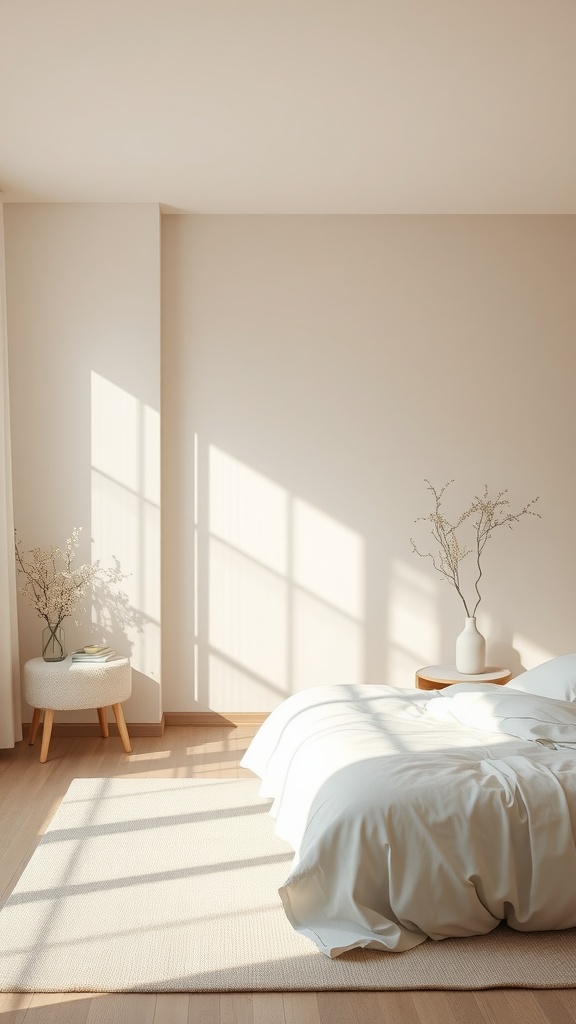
241;684;576;957
425;685;576;746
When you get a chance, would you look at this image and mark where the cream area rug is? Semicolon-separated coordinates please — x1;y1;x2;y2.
0;777;575;993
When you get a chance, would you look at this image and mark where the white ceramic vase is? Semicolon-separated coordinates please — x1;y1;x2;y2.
455;616;486;674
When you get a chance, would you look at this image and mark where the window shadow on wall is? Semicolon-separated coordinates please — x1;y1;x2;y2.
90;371;161;722
192;440;444;712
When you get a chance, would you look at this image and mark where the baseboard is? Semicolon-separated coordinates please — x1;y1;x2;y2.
164;711;270;727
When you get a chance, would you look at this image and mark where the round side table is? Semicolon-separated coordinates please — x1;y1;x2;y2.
415;665;512;691
24;656;132;763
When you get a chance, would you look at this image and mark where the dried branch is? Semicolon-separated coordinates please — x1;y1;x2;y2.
14;527;128;630
411;480;540;617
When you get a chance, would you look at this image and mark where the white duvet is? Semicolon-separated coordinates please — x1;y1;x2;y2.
240;684;576;957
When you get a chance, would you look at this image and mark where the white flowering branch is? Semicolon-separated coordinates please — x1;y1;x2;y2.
14;527;127;636
411;480;540;616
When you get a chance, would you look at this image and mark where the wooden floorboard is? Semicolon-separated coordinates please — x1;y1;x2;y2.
1;726;575;1024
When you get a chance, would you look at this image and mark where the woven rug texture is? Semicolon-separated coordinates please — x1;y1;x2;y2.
0;777;575;992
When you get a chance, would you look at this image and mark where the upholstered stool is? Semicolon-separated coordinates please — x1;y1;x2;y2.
24;656;132;763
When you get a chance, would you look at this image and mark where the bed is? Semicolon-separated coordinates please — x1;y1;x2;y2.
240;656;576;958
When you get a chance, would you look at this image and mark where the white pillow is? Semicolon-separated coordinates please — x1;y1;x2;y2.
505;654;576;702
426;688;576;746
439;683;503;698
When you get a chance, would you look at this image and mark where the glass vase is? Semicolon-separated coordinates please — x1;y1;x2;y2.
42;622;66;662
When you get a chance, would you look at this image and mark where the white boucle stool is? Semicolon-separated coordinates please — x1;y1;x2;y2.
24;656;132;763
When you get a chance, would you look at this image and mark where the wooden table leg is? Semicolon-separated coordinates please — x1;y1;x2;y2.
29;708;42;746
111;702;132;753
97;707;109;737
39;709;55;764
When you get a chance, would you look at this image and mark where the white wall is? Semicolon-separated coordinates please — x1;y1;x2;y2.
5;211;575;719
162;215;576;712
5;204;161;724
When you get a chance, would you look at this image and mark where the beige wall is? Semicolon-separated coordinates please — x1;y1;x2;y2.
5;204;162;724
5;211;575;719
162;215;576;712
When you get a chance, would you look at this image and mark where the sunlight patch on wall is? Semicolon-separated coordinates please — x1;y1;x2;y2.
91;372;160;685
208;653;286;710
512;632;555;671
91;373;140;492
209;445;287;575
206;445;365;708
209;537;288;691
293;499;364;620
143;401;160;507
387;560;440;687
293;589;363;691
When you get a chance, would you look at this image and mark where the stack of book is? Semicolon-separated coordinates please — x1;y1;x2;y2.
71;645;117;663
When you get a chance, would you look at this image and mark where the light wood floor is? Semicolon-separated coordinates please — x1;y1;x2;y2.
1;725;575;1024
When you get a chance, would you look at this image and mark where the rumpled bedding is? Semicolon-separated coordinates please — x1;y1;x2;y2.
426;684;576;746
241;684;576;957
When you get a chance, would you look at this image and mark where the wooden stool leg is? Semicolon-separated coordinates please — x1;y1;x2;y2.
111;702;132;753
97;707;109;737
29;708;42;746
39;709;55;764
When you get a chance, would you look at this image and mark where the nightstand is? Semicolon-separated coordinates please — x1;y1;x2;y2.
415;665;512;691
24;656;132;763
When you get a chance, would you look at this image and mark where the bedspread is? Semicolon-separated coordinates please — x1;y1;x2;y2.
241;684;576;956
